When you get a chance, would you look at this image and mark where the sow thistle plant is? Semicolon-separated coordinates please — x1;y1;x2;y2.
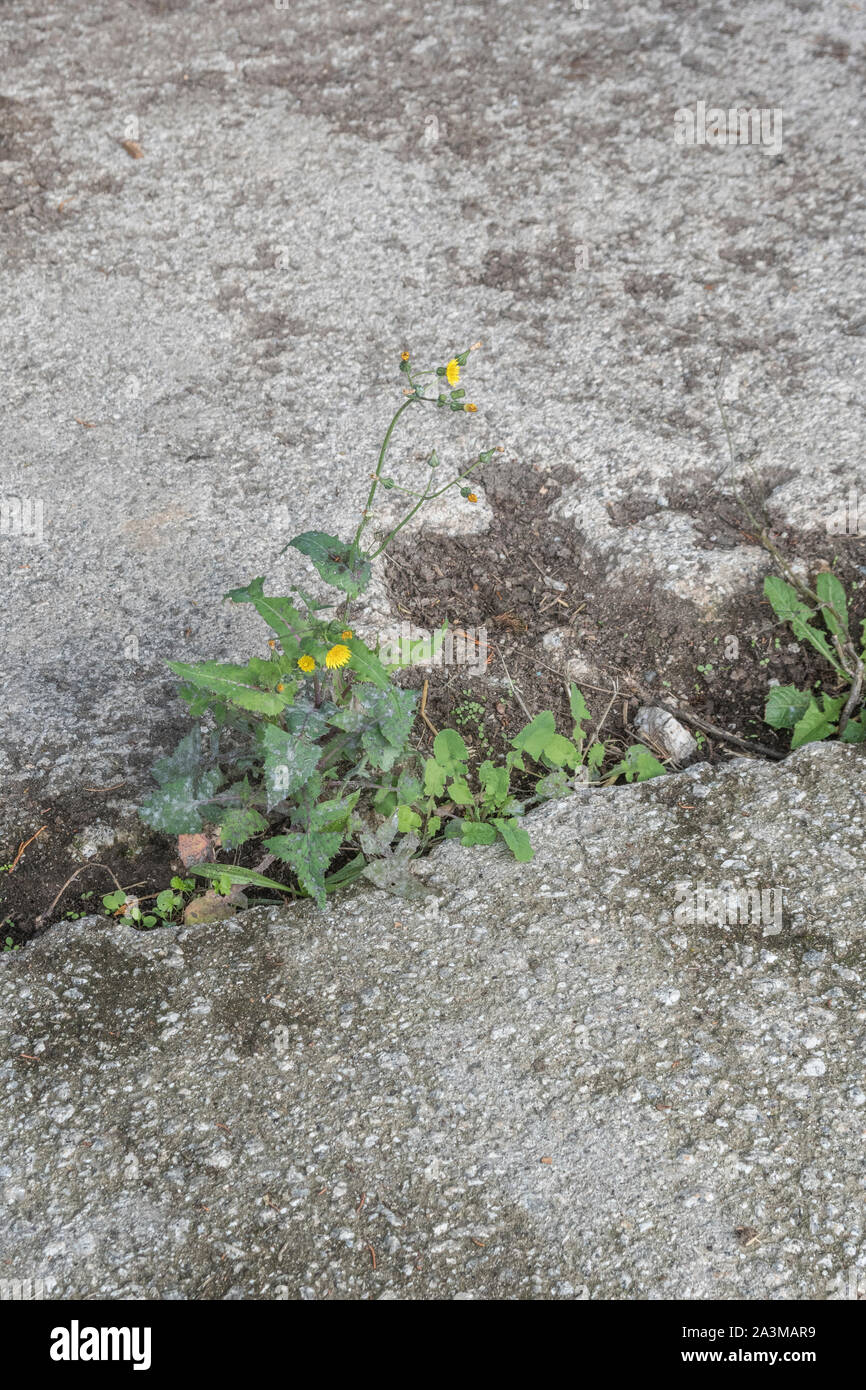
139;344;666;912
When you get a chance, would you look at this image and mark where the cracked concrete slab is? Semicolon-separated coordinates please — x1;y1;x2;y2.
1;743;864;1299
1;0;865;827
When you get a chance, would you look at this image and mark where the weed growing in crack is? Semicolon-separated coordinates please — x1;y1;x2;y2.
137;346;668;914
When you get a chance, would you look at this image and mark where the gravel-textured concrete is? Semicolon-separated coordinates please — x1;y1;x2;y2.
2;0;865;826
2;742;865;1300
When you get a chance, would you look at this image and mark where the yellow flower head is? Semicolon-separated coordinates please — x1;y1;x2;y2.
464;402;477;413
268;639;276;649
467;492;478;504
445;358;460;387
340;629;353;640
276;682;285;692
401;351;410;361
297;654;316;673
325;644;352;671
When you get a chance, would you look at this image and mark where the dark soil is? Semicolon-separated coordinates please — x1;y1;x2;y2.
384;455;866;771
3;460;863;950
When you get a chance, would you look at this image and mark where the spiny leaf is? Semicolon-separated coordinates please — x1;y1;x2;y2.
264;830;343;909
286;532;371;599
167;661;288;716
258;723;320;810
218;807;269;851
225;577;304;651
790;695;843;749
151;728;203;787
139;768;224;835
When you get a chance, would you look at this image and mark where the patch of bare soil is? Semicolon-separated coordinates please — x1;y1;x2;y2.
384;456;866;770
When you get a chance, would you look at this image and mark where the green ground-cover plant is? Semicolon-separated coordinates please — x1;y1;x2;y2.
139;345;667;911
101;876;197;928
762;567;866;748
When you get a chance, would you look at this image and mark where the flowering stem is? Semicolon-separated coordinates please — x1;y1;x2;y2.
365;456;487;560
351;397;416;555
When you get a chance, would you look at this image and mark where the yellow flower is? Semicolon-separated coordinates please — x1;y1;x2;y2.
276;682;285;692
298;654;316;673
464;402;477;412
268;639;276;649
445;358;460;386
340;629;353;640
401;351;410;361
467;492;478;504
325;644;352;670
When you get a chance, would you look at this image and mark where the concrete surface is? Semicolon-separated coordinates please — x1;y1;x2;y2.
1;742;865;1300
1;0;865;825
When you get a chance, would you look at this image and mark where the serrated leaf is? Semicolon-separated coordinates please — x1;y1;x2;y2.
790;695;843;749
536;768;572;799
764;684;811;730
607;745;666;783
167;660;288;716
840;714;866;743
541;733;579;768
423;757;447;797
492;817;534;862
258;723;320;809
218;807;269;850
478;760;509;808
432;728;469;775
397;804;422;832
510;711;556;761
284;698;335;740
361;835;426;900
460;821;497;846
586;742;605;777
312;790;360;833
568;683;592;743
151;727;203;787
287;532;371;598
362;725;403;772
225;577;304;651
789;616;845;675
345;638;391;691
396;770;423;804
447;777;475;807
265;830;343;908
139;768;224;835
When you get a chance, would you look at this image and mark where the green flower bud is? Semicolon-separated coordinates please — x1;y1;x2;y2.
436;394;446;407
449;388;465;399
435;366;446;377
